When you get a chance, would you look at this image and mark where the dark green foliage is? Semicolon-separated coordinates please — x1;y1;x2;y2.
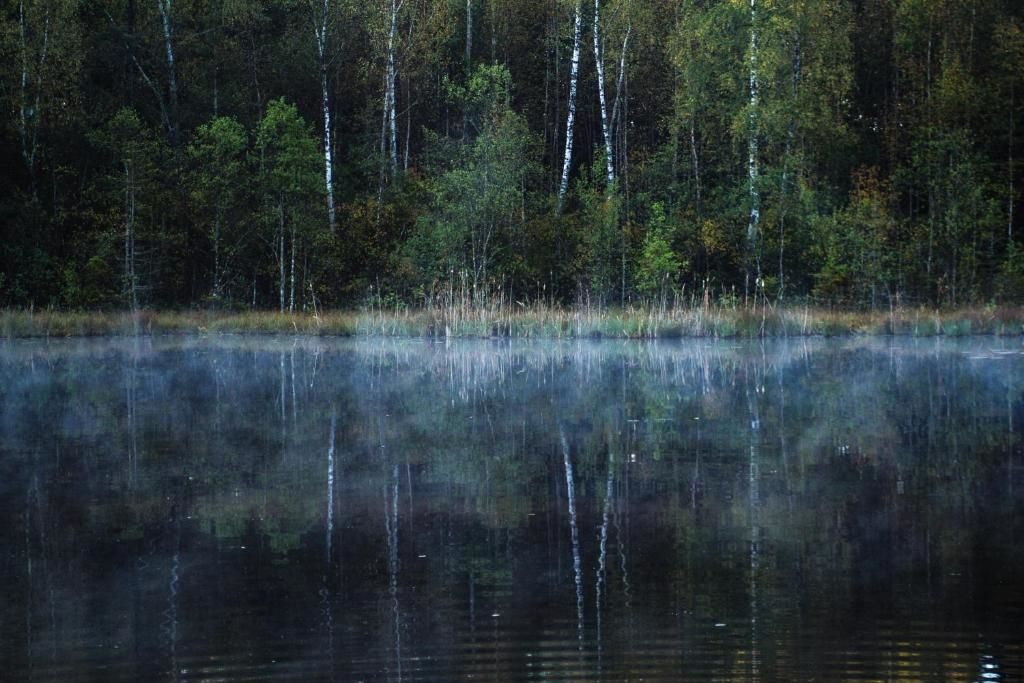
1;0;1023;309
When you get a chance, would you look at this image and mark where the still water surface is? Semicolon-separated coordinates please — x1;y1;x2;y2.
1;336;1022;681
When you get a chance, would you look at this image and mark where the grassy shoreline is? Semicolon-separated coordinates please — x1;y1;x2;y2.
4;304;1024;340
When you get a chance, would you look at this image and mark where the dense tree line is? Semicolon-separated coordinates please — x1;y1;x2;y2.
2;0;1023;310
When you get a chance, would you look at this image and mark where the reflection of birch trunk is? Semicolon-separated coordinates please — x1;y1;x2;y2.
616;423;633;609
384;463;402;679
326;412;336;563
559;427;584;651
24;477;37;663
127;356;139;489
279;351;286;428
747;381;761;680
595;449;614;661
290;347;297;423
691;453;701;510
162;527;181;683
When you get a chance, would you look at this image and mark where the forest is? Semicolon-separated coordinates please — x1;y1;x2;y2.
3;0;1024;313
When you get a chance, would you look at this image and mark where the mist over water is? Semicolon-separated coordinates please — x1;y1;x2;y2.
1;336;1022;681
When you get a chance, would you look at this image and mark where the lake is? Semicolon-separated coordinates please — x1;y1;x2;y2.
1;336;1022;681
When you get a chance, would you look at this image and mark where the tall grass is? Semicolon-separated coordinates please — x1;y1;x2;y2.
3;302;1024;339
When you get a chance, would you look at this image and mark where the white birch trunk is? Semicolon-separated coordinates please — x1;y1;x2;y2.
104;8;172;137
609;24;630;143
278;202;286;313
378;73;389;199
314;0;337;232
557;0;583;213
18;0;49;188
19;0;29;170
690;119;701;211
747;0;761;285
290;223;296;312
157;0;179;145
463;0;472;139
213;213;221;300
466;0;472;70
593;0;614;188
124;161;138;312
386;0;400;178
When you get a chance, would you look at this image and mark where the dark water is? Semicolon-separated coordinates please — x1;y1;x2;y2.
1;336;1022;681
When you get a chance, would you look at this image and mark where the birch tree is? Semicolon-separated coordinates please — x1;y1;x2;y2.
384;0;403;180
556;0;583;213
155;0;180;146
310;0;337;233
465;0;472;73
593;0;614;188
747;0;761;294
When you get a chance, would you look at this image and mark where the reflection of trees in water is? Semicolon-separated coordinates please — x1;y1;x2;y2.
2;337;1024;678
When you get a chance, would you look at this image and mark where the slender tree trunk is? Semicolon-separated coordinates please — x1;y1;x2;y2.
326;412;336;561
614;31;630;303
466;0;472;71
279;201;286;313
690;118;701;214
747;0;762;297
249;34;263;117
556;0;583;213
404;75;411;170
609;23;630;198
314;0;337;232
609;25;630;141
212;53;218;116
290;222;296;312
213;212;221;300
124;161;138;312
553;3;561;194
386;0;400;178
105;9;172;140
747;383;761;679
18;0;49;194
1011;82;1015;243
593;0;614;188
156;0;179;146
378;73;389;201
778;30;801;302
463;0;472;138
